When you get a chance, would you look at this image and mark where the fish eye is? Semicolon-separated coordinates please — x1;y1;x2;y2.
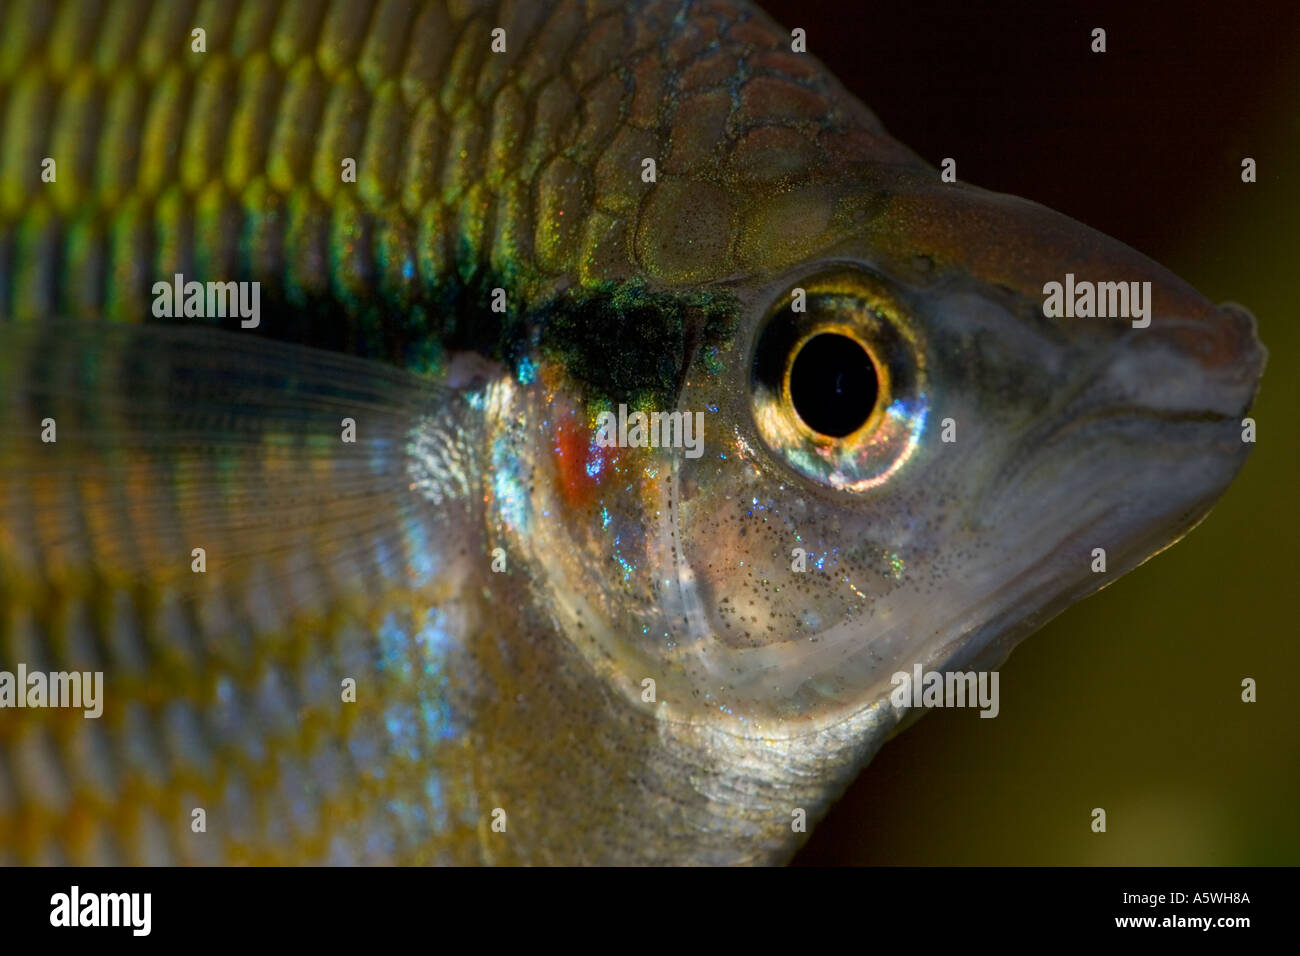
751;269;928;492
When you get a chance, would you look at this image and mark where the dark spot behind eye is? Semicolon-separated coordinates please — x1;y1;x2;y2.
537;280;739;407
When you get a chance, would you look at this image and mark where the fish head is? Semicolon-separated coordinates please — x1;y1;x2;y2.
501;164;1264;738
707;168;1267;718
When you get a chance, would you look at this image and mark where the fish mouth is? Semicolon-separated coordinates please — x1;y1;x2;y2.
992;300;1265;498
908;388;1260;714
1104;302;1266;416
986;390;1256;552
1002;402;1241;485
958;302;1265;669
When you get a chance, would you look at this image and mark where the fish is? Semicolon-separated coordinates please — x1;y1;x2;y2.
0;0;1265;865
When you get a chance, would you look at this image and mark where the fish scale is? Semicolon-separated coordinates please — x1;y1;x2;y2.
0;318;518;863
0;0;875;342
0;0;1266;866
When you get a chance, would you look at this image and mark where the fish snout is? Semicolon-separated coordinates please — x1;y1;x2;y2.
1118;301;1266;422
1157;300;1265;377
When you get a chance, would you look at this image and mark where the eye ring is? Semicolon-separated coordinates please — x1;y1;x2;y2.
781;323;891;443
750;268;928;492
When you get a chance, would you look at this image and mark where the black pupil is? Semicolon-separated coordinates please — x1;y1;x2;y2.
788;333;878;437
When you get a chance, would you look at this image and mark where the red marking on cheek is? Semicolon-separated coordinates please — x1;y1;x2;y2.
552;418;617;509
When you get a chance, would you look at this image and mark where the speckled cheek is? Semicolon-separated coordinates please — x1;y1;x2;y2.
737;186;839;273
634;179;736;283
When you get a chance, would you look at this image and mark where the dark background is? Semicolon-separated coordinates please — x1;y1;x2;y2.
750;0;1300;865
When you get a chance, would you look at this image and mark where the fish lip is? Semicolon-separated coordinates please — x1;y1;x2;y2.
1176;301;1268;378
1033;402;1239;446
988;299;1265;496
983;396;1251;520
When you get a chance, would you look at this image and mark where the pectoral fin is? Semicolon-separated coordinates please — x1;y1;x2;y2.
0;321;481;602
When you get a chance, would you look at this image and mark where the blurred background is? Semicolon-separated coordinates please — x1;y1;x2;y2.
754;0;1300;865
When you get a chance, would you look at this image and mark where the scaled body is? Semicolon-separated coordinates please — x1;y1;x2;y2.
0;1;1264;864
